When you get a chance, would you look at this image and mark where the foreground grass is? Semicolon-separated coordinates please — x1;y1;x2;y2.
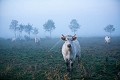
0;37;120;80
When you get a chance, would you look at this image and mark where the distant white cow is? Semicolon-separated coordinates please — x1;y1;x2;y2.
105;36;111;44
11;37;16;42
61;34;81;72
34;37;40;43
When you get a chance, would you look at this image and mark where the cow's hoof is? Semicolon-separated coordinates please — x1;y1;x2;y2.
67;68;70;72
71;63;73;67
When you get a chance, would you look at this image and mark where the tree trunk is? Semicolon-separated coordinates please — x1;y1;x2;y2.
15;30;16;38
19;32;20;39
50;31;51;38
29;34;30;39
20;32;22;40
110;32;111;37
29;32;30;39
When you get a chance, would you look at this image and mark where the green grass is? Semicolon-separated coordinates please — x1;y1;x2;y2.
0;37;120;80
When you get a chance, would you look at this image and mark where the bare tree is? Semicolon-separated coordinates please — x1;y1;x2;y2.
69;19;80;34
9;20;18;38
43;19;55;38
16;24;25;39
104;24;115;36
32;27;39;37
24;24;33;38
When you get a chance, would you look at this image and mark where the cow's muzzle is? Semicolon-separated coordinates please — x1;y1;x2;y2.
67;44;71;48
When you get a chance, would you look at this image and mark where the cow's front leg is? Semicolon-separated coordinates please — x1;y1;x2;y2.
66;59;70;72
70;59;73;72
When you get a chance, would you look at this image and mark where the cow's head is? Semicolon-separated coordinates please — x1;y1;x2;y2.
61;34;77;48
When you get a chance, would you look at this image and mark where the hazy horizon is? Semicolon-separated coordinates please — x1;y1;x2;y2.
0;0;120;38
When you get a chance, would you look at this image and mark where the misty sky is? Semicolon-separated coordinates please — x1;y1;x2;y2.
0;0;120;38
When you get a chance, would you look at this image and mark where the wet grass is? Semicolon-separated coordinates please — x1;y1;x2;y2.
0;37;120;80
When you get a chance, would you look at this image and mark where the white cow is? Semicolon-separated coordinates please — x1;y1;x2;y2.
105;36;111;44
61;34;81;72
11;37;16;42
34;37;40;43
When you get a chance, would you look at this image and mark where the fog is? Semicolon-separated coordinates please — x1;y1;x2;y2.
0;0;120;38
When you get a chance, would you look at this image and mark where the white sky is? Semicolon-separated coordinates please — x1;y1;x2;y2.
0;0;120;38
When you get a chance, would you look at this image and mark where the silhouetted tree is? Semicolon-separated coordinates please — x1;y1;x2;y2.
104;24;115;36
9;20;18;38
16;24;25;39
69;19;80;34
32;27;39;37
43;20;55;38
24;24;33;38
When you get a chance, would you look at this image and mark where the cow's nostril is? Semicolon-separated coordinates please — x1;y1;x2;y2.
67;44;71;48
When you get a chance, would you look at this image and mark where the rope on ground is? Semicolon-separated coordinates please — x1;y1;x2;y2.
47;39;62;52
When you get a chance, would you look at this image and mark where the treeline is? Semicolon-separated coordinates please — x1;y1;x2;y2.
10;20;38;40
9;19;115;39
9;19;80;39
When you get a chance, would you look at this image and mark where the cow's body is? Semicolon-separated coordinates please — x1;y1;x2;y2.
62;39;81;62
11;37;16;42
105;36;111;44
61;35;81;72
35;37;40;43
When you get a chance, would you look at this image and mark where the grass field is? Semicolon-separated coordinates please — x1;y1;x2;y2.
0;37;120;80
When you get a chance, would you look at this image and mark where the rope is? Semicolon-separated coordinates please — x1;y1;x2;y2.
47;39;62;52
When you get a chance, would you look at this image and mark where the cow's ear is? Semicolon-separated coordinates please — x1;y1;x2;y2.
61;34;66;41
61;36;66;41
72;36;77;41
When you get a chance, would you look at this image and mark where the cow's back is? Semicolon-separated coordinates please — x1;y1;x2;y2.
73;39;81;58
105;36;110;43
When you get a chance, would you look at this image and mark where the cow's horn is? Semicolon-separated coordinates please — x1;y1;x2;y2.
62;34;65;37
73;34;76;37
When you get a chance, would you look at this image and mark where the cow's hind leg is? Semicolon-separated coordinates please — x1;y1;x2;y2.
76;55;80;63
70;59;73;72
